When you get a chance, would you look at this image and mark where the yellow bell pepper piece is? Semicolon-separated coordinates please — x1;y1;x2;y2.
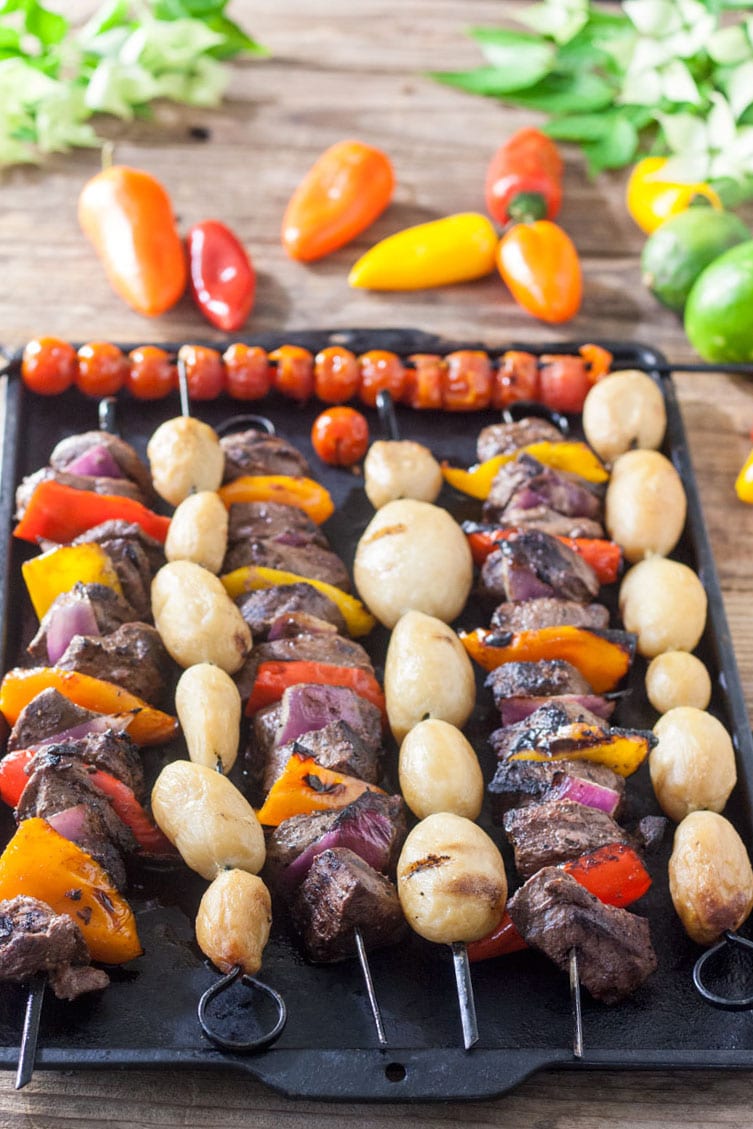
22;542;124;620
220;564;376;638
218;475;334;524
626;157;722;235
508;728;652;778
443;440;608;499
348;212;498;290
735;448;753;503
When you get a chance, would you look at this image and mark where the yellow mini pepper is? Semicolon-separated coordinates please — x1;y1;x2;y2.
735;448;753;503
626;157;722;234
348;212;498;290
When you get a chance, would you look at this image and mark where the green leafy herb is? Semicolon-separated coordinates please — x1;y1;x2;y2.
0;0;265;167
432;0;753;195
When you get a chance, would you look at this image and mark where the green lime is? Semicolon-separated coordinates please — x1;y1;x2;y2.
641;208;749;313
685;239;753;363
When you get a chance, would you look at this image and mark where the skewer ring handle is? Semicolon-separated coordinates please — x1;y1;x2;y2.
216;413;276;437
500;399;570;436
198;965;287;1052
692;930;753;1010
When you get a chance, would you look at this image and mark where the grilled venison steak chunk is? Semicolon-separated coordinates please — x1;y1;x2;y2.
54;622;172;707
73;521;165;620
490;597;610;633
227;501;328;549
483;452;603;524
487;758;625;822
223;536;351;592
43;803;128;891
221;429;312;482
290;847;406;963
25;729;146;803
7;689;101;753
235;632;373;702
480;531;600;604
497;505;606;540
507;868;657;1004
49;430;156;502
27;582;139;663
476;418;563;462
0;895;109;999
503;799;631;879
263;719;382;795
236;581;346;640
487;660;593;702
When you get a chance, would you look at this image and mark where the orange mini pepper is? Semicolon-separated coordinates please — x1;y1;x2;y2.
218;475;334;525
0;818;142;964
496;219;582;324
78;165;187;317
282;140;395;262
256;753;385;826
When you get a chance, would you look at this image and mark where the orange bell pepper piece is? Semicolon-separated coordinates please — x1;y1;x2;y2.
256;752;385;826
0;818;142;964
442;440;608;499
220;564;375;637
22;542;124;620
460;626;635;694
218;475;334;525
13;479;170;545
0;668;177;747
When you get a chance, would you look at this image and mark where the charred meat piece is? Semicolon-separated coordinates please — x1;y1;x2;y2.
476;418;563;462
49;431;156;502
223;537;351;592
290;847;406;963
480;531;600;604
633;815;668;853
7;689;101;753
43;803;128;891
507;868;657;1003
54;622;172;707
264;720;382;796
15;467;147;521
489;700;608;761
235;632;373;702
265;792;408;892
487;758;625;823
25;729;146;803
485;660;615;725
503;799;631;879
498;694;615;727
221;429;312;482
27;583;139;663
491;597;610;633
0;896;109;1000
483;453;603;526
493;505;605;541
73;521;165;620
227;502;328;549
236;581;346;640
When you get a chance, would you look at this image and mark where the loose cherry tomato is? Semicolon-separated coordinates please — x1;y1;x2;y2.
538;355;591;413
358;350;405;409
404;354;445;410
311;407;369;466
76;342;128;397
21;337;77;396
314;346;360;403
269;345;314;402
223;343;272;400
126;345;175;400
491;350;539;408
443;350;492;411
177;344;225;400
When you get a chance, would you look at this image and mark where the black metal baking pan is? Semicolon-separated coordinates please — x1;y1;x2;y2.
1;328;752;1102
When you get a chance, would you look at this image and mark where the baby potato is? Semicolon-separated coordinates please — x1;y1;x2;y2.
152;760;265;880
175;663;241;774
363;440;443;509
582;369;666;464
646;651;712;714
397;813;507;944
147;416;224;507
619;556;707;658
152;560;251;673
605;449;686;563
196;869;272;975
399;719;483;820
669;811;753;945
650;706;737;822
354;498;473;627
165;490;229;573
385;610;476;743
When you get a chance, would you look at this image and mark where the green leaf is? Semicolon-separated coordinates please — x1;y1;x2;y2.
582;116;639;174
503;70;615;113
711;173;753;207
204;13;268;58
516;0;589;44
432;65;552;97
26;3;67;45
708;23;752;65
542;111;616;141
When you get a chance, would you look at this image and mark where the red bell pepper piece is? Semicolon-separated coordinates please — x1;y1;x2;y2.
464;524;622;585
0;746;33;808
468;843;651;962
245;660;386;718
14;480;170;545
187;219;256;332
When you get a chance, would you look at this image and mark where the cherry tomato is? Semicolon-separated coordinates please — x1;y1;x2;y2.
177;344;225;400
269;345;314;402
223;343;271;400
358;350;405;409
314;346;360;403
126;346;176;400
539;355;591;413
491;350;539;409
75;342;128;397
311;407;370;466
404;354;445;410
443;350;492;411
21;337;77;396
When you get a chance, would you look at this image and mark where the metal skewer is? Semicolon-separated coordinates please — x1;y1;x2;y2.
354;928;388;1045
15;974;46;1090
451;942;479;1050
569;948;584;1059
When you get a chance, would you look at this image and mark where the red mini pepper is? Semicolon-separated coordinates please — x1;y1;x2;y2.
468;843;651;962
13;480;170;545
485;127;564;226
187;220;256;332
245;660;386;718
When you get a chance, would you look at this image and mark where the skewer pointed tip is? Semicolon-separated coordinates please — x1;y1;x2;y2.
451;942;479;1051
15;975;46;1090
354;927;388;1046
569;948;584;1060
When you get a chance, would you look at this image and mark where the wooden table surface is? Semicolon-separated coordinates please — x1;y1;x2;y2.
3;2;753;1125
